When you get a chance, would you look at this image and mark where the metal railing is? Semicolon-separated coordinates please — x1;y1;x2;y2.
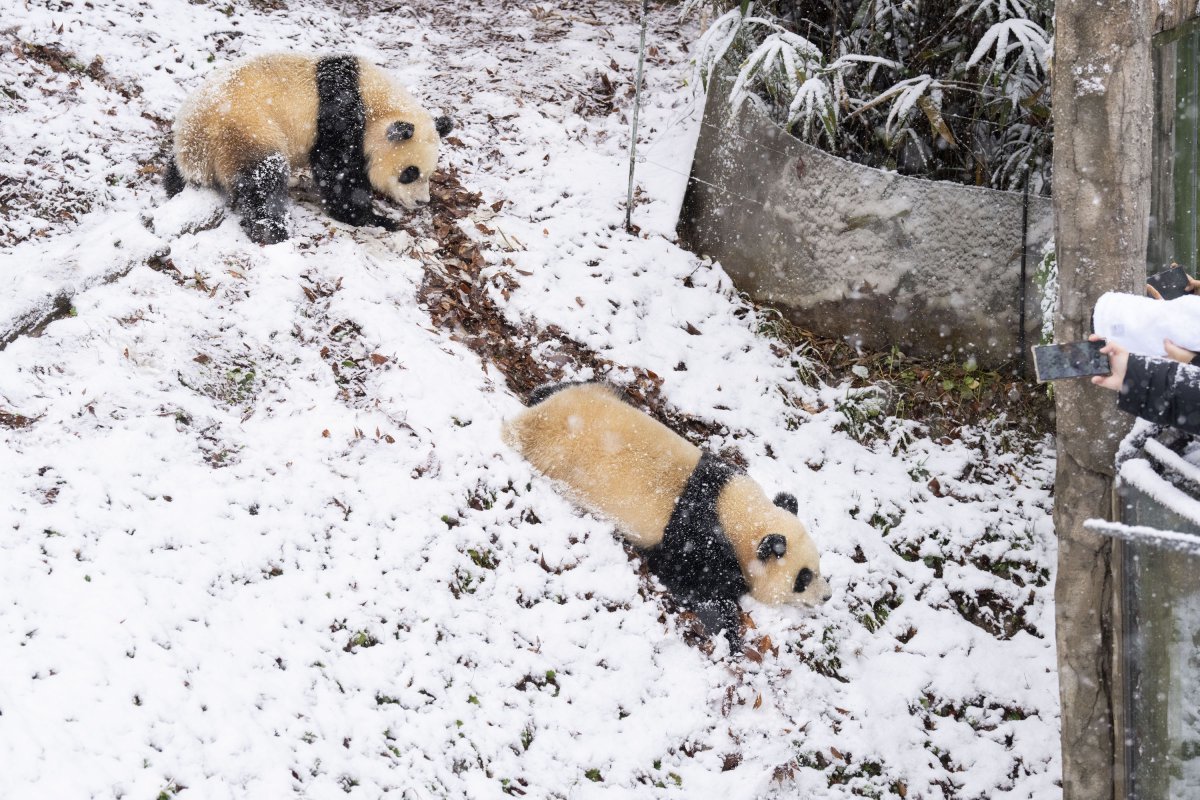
1088;427;1200;800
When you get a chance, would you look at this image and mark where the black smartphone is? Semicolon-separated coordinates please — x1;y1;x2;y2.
1032;340;1111;383
1147;265;1191;300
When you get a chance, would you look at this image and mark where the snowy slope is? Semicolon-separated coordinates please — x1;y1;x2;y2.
0;1;1060;798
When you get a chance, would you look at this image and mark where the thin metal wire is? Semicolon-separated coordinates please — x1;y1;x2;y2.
638;143;1041;350
689;86;1050;196
691;112;1048;197
637;152;1028;294
1019;182;1030;378
638;153;772;213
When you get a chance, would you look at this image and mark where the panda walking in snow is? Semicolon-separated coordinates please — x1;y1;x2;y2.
503;382;832;642
164;53;452;244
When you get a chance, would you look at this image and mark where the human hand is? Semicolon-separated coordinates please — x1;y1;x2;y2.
1145;274;1200;298
1164;339;1196;364
1089;334;1128;392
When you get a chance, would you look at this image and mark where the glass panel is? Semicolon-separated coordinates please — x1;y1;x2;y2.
1118;443;1200;799
1116;20;1200;800
1150;18;1200;271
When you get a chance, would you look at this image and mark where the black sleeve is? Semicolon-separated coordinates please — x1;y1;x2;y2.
1118;355;1200;434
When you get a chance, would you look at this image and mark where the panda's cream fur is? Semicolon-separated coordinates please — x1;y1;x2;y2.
502;383;831;614
173;55;321;193
167;53;450;242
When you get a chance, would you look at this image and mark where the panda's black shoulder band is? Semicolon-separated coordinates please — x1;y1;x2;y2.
526;381;581;406
676;451;742;512
312;55;372;225
526;380;626;407
647;451;748;611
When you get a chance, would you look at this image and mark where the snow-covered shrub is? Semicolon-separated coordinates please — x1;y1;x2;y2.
1033;240;1057;346
689;0;1054;194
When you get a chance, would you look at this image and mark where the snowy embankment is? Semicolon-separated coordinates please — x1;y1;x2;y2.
0;1;1060;798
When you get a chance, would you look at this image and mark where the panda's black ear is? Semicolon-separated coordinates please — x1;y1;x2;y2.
387;121;415;142
757;534;787;560
434;115;453;138
773;492;799;515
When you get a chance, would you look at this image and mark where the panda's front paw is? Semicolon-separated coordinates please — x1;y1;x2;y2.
368;213;400;232
244;215;289;245
687;597;744;646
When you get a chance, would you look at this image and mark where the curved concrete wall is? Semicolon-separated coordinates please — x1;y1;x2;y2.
678;74;1052;368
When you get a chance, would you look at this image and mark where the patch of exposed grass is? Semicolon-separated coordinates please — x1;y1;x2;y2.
754;310;1053;439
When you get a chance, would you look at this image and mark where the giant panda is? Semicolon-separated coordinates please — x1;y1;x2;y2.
164;53;452;244
502;382;831;641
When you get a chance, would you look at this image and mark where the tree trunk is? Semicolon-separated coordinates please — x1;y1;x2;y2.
1051;2;1154;798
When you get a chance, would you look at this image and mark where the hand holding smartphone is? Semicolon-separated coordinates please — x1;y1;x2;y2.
1146;265;1192;300
1032;339;1111;383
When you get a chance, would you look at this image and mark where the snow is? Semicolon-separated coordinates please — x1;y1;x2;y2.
1119;458;1200;529
1083;519;1200;554
1143;437;1200;490
1;1;1060;798
0;212;168;345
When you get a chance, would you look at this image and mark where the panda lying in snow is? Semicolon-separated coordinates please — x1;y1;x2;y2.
164;53;452;244
503;382;831;641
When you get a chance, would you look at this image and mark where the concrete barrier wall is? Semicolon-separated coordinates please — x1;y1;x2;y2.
677;73;1053;368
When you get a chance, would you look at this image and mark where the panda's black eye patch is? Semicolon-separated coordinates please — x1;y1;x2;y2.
398;166;420;184
387;121;415;141
794;568;814;593
757;534;787;560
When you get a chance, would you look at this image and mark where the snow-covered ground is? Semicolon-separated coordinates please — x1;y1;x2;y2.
0;1;1060;798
